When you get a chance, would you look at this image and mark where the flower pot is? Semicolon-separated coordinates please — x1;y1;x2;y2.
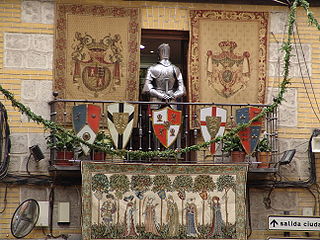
231;151;246;162
257;152;271;168
55;151;74;166
91;151;106;161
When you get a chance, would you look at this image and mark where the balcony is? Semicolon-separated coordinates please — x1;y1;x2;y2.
48;96;279;177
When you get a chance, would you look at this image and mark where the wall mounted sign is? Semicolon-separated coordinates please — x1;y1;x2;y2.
269;215;320;231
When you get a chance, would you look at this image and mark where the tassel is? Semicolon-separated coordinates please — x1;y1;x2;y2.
207;54;213;73
242;56;250;75
73;60;81;83
114;61;120;83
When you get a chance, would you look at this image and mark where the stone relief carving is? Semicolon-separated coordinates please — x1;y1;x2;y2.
269;43;311;78
266;87;297;127
4;33;53;69
22;0;54;24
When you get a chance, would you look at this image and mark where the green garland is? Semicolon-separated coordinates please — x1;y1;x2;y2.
0;0;316;160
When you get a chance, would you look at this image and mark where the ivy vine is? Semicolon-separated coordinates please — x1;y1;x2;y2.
0;0;317;160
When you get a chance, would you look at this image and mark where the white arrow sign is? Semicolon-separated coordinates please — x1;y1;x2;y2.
269;215;320;231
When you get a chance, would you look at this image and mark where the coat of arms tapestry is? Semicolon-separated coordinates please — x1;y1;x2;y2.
82;162;248;240
189;10;268;128
54;4;140;102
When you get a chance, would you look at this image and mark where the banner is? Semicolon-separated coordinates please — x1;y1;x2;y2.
54;4;141;122
82;162;248;240
189;10;268;128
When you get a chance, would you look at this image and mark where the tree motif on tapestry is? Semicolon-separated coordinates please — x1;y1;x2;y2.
216;175;236;225
130;175;152;226
193;175;216;226
172;175;193;225
206;41;250;98
109;174;130;224
92;174;110;224
151;175;172;226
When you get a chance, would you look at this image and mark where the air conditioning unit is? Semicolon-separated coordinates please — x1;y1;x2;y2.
58;202;70;224
311;136;320;152
36;201;49;227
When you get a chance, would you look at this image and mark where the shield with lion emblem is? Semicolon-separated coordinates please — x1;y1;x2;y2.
152;107;182;148
200;107;227;154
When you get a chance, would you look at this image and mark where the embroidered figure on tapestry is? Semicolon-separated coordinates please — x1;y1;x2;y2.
206;41;250;98
72;33;123;97
90;173;237;239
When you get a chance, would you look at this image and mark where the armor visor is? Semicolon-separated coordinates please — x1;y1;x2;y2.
158;43;170;60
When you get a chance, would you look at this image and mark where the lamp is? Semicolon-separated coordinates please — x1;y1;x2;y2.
29;145;44;161
279;149;296;165
26;145;44;174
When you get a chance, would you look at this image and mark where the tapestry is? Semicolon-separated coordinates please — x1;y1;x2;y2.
82;163;248;240
54;4;141;101
189;10;268;128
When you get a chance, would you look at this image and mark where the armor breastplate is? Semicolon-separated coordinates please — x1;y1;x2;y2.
149;63;176;92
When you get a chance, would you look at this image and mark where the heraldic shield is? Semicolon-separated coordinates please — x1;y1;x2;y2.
236;107;262;155
72;104;101;155
152;107;182;148
200;107;227;154
107;103;134;149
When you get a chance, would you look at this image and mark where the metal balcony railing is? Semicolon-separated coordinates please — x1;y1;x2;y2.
48;96;279;169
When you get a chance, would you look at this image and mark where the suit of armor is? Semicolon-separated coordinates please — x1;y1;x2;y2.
143;43;186;105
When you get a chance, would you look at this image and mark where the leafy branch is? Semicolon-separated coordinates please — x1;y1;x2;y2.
0;0;313;160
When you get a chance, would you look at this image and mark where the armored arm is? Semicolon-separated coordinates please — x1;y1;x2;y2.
172;66;186;99
142;66;171;100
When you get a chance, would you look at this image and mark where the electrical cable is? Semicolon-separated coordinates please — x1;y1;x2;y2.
248;128;317;188
0;102;11;180
311;183;320;215
47;184;68;239
26;153;32;175
246;188;252;238
292;22;320;122
0;184;8;214
271;0;289;5
306;187;318;215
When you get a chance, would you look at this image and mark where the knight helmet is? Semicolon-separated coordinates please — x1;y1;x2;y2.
158;43;170;60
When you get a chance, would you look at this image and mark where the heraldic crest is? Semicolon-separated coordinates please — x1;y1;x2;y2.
200;107;227;154
72;104;101;155
107;103;135;150
236;107;262;155
206;41;250;98
71;32;123;97
152;107;182;148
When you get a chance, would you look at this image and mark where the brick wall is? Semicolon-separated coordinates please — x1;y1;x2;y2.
0;0;320;239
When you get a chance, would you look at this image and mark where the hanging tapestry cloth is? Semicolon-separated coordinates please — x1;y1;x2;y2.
189;10;268;128
82;162;248;240
54;4;141;121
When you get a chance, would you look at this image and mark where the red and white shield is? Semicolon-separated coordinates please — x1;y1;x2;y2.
200;107;227;154
152;107;182;148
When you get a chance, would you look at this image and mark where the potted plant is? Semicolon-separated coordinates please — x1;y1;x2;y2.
46;130;78;166
255;136;272;168
91;131;113;161
222;134;246;162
